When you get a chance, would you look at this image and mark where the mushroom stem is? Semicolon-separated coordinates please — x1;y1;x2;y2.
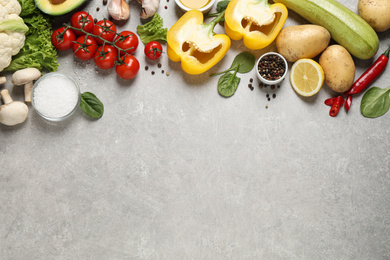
0;76;6;85
1;89;13;104
24;82;33;102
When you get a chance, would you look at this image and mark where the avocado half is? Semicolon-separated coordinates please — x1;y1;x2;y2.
34;0;87;16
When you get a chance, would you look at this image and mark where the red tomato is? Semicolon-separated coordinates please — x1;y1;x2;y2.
73;35;98;61
92;19;117;45
114;31;138;55
51;27;76;51
144;41;163;60
116;55;140;79
94;45;118;70
70;11;95;35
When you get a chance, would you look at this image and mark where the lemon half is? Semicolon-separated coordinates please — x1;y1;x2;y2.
290;59;324;97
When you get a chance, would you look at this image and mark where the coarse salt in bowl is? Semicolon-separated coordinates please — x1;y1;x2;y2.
256;52;288;86
32;72;80;122
175;0;216;13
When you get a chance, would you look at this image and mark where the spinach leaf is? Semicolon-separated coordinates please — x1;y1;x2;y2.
211;52;255;76
218;66;240;97
80;92;104;119
361;86;390;118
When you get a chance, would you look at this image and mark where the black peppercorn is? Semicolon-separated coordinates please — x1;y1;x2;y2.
258;54;286;81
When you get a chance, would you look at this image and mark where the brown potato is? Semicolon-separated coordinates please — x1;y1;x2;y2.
276;24;331;62
319;45;355;93
358;0;390;32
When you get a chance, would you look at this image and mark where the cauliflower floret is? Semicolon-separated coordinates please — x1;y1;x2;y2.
0;0;21;17
0;0;27;71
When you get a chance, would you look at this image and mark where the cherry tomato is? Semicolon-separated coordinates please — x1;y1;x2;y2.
70;11;94;35
144;41;163;60
73;35;98;61
94;45;118;70
51;27;76;51
114;31;138;55
92;19;117;45
116;55;140;79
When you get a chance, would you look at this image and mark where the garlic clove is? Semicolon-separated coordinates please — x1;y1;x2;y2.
108;0;130;20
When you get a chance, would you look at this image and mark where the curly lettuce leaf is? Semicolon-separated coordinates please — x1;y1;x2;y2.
136;13;167;44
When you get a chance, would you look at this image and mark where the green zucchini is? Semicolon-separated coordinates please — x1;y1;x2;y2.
273;0;379;60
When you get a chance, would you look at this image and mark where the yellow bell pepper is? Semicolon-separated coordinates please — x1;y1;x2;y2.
167;9;231;75
224;0;288;50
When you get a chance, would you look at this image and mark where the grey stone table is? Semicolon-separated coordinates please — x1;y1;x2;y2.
1;1;389;259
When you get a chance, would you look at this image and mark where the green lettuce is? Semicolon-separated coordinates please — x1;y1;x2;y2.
136;13;167;44
5;0;58;72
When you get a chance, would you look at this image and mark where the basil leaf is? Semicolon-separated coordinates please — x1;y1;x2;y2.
231;52;256;73
210;52;255;76
218;71;241;97
80;92;104;119
361;86;390;118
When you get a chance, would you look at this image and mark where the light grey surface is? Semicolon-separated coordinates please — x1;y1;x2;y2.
1;1;390;259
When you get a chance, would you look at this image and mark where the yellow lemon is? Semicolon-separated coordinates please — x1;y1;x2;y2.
290;59;324;97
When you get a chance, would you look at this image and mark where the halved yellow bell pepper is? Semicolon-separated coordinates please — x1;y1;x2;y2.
167;9;231;75
224;0;288;50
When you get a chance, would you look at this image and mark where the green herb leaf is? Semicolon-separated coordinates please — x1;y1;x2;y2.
361;86;390;118
211;52;255;76
218;67;240;97
80;92;104;119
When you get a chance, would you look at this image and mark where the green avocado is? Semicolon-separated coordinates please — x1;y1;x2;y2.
34;0;87;16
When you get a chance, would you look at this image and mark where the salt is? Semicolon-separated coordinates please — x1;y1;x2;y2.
33;73;79;119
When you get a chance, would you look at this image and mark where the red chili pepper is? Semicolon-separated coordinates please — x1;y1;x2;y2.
324;97;336;106
329;96;344;117
345;45;390;96
344;95;352;112
324;97;344;106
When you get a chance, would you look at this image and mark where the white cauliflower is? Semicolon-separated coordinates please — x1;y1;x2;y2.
0;0;28;72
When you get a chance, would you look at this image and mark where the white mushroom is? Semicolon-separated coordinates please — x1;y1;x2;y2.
11;68;42;102
0;89;29;126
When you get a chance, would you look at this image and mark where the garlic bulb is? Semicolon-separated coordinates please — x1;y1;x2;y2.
108;0;130;20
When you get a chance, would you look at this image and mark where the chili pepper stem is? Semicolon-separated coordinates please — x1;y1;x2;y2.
383;45;390;57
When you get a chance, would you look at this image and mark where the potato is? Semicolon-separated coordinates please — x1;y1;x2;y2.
358;0;390;32
276;24;331;62
319;45;355;93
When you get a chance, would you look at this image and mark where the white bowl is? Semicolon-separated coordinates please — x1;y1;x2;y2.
256;52;288;86
175;0;216;13
32;72;80;122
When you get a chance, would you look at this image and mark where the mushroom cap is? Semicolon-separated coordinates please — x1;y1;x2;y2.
0;101;29;126
11;68;42;86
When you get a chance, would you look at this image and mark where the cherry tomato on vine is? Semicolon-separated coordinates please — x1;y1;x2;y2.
116;55;140;79
70;11;94;35
114;31;139;55
92;19;117;45
94;45;118;70
144;41;163;60
73;35;98;61
51;27;76;51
